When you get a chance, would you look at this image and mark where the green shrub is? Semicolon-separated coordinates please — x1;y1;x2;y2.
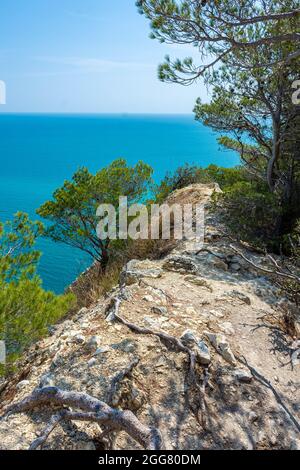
0;213;74;374
220;181;281;250
0;276;73;368
154;163;247;203
154;163;292;251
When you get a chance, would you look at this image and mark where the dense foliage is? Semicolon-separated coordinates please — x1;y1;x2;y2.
0;213;73;373
138;0;300;254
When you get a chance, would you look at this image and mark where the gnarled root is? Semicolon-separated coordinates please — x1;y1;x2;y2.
111;298;208;428
1;386;163;450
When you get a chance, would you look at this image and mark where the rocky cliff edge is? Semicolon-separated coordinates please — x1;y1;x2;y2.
0;183;299;450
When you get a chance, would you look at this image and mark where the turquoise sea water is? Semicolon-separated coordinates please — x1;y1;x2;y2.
0;114;239;293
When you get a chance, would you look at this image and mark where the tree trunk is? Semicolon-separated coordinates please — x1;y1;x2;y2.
100;249;109;273
267;118;281;191
273;178;300;253
98;240;110;274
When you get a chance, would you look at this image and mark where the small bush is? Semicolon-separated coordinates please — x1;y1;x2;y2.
277;222;300;307
155;163;247;202
70;261;122;309
0;276;73;371
220;181;281;250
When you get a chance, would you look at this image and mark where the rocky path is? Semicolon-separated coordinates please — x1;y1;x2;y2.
0;184;299;450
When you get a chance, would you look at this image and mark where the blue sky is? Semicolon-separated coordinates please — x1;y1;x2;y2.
0;0;207;113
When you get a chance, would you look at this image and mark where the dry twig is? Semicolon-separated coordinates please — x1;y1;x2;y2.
107;357;140;406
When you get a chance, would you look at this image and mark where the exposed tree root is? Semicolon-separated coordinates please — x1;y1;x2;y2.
139;279;173;302
107;357;140;406
1;387;163;450
196;247;225;259
110;297;208;428
238;356;300;433
230;245;300;283
30;411;66;450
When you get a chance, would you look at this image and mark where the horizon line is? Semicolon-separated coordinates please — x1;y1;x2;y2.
0;111;194;116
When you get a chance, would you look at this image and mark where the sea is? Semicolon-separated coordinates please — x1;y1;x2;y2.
0;114;239;293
